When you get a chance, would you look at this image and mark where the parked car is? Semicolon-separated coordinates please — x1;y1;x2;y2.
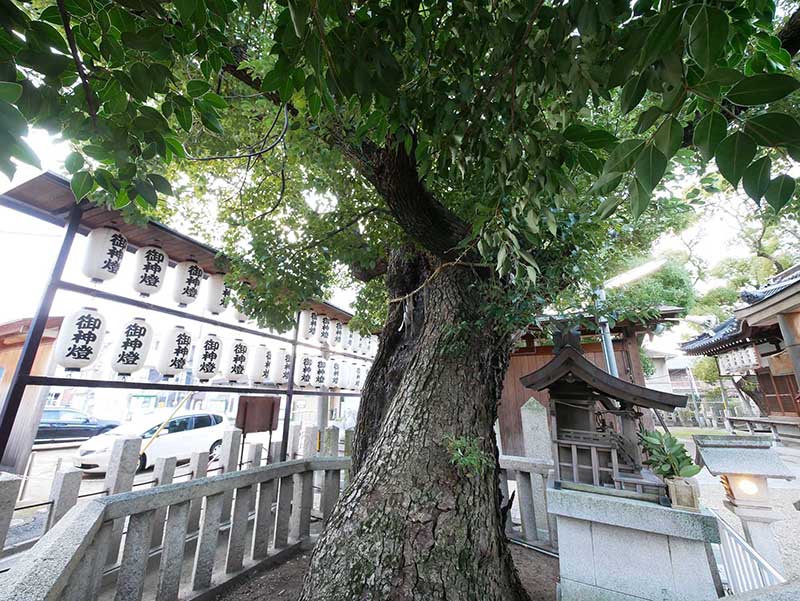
73;411;229;473
35;408;119;442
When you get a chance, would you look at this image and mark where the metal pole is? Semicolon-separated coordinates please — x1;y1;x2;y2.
0;203;83;461
595;288;619;378
279;311;301;461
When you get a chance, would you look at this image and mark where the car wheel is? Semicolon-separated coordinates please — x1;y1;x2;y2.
138;453;147;472
209;440;222;464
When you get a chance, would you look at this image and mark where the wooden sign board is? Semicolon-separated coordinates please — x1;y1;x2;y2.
235;396;281;434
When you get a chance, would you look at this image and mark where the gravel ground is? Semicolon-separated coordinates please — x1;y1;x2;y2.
214;545;559;601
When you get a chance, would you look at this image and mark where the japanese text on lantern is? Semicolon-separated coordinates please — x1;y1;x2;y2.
140;248;165;288
102;233;127;276
116;321;147;366
66;313;103;361
170;333;191;370
200;337;220;372
231;343;247;375
183;264;203;299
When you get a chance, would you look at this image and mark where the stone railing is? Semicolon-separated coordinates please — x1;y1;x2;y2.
498;455;557;551
0;455;349;601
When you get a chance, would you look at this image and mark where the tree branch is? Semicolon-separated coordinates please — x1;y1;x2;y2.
56;0;97;126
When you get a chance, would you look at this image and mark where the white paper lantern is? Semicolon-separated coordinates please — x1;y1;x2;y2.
351;332;362;355
313;355;328;388
316;314;331;345
195;333;223;381
248;344;271;384
295;353;313;387
233;308;248;323
269;347;290;384
222;338;249;383
368;335;379;358
341;325;353;351
297;309;318;340
110;318;153;376
54;307;106;371
330;320;344;350
352;361;364;390
326;358;341;388
131;246;167;296
82;227;127;282
155;325;191;378
204;274;230;315
173;260;204;307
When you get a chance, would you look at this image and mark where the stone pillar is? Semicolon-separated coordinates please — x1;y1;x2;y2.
220;428;242;520
103;436;141;565
0;472;22;549
47;467;82;530
150;456;176;548
777;313;800;389
521;398;553;533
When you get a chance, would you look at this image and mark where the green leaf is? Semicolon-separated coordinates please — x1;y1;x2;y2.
653;117;682;158
9;137;40;169
635;145;667;192
743;113;800;147
701;67;744;86
590;171;623;195
603;139;645;173
64;151;84;174
174;0;196;21
577;149;602;176
70;171;94;200
765;175;795;212
187;79;211;98
692;112;727;161
147;173;173;196
0;81;22;103
134;178;158;206
620;72;647;115
640;7;685;67
727;74;800;106
715;132;757;188
688;6;729;70
202;91;227;109
742;156;771;203
0;100;27;135
678;465;701;478
596;196;622;219
287;0;310;39
629;178;651;219
200;111;224;135
582;129;618;149
635;107;664;134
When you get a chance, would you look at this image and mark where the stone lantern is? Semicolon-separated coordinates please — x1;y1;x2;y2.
694;435;795;573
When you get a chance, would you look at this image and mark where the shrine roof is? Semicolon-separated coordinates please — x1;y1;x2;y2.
519;346;688;411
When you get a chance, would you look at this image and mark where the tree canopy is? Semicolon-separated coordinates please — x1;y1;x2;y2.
2;0;800;327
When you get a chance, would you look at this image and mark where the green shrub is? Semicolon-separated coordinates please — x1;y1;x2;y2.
638;429;701;479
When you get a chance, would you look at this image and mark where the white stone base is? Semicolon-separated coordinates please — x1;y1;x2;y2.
549;486;722;601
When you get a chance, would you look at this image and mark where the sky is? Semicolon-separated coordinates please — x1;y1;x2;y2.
0;129;765;355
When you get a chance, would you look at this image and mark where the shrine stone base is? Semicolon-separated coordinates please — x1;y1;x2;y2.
548;486;722;601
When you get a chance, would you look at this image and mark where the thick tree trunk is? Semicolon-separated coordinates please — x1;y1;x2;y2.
298;249;529;601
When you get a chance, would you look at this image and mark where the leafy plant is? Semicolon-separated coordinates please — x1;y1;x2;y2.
445;435;493;477
638;429;701;479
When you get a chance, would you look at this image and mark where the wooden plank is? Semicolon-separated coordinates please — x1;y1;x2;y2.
571;445;579;482
590;446;600;486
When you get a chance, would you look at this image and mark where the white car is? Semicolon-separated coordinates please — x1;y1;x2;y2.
73;411;229;473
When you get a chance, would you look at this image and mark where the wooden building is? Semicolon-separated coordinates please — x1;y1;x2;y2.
497;307;682;456
682;266;800;441
519;344;687;495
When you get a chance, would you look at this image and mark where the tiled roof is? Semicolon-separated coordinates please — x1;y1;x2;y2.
739;267;800;304
680;317;743;355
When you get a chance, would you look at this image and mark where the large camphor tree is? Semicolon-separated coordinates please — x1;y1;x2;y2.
3;1;800;599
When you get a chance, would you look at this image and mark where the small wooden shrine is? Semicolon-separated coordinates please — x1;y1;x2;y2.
520;342;688;495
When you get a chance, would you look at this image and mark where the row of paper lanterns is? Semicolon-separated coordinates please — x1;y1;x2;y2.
82;227;248;319
297;310;377;357
82;229;381;359
53;308;370;390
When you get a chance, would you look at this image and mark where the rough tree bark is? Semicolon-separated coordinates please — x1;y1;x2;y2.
298;249;529;601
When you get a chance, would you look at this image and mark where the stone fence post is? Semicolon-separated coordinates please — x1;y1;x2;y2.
47;467;82;531
104;436;141;565
0;472;22;550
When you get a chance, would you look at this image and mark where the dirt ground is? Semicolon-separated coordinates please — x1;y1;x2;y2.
216;544;558;601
